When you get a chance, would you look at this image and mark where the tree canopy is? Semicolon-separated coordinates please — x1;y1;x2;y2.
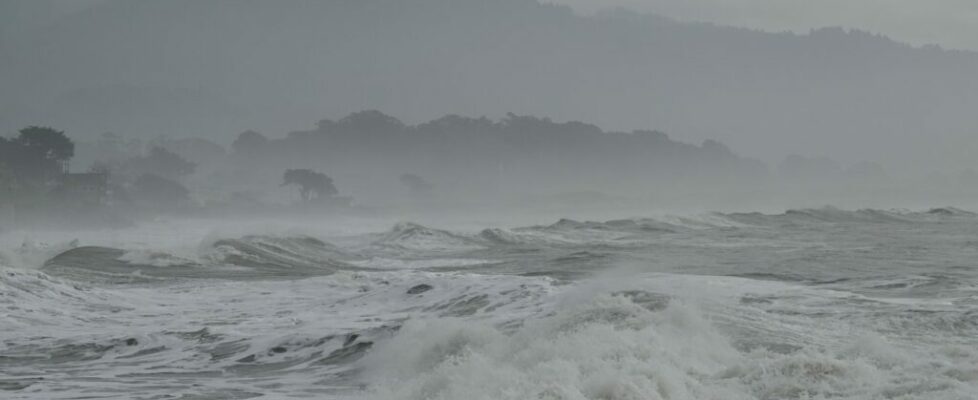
0;126;74;181
282;169;338;202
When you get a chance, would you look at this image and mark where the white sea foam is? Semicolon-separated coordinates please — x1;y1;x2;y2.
116;249;197;267
359;276;978;400
2;209;977;398
348;257;501;270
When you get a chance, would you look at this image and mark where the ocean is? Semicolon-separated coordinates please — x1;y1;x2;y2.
2;207;977;399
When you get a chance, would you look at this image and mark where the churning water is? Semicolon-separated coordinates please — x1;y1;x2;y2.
2;208;978;399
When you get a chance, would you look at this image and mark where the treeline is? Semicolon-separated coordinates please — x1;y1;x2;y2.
0;127;74;185
3;110;769;228
6;0;978;176
0;126;209;227
227;111;767;200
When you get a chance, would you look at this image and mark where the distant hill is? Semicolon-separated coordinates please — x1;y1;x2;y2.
2;0;977;172
225;110;768;202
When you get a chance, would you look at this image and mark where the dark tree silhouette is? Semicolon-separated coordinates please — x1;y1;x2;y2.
16;126;74;168
257;110;767;194
9;126;75;179
282;169;337;202
335;110;405;133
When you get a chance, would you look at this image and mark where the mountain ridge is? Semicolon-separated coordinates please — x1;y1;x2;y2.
2;0;976;173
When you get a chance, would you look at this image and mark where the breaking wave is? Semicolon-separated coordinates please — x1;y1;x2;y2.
32;207;977;281
360;289;978;400
370;222;486;254
4;206;978;398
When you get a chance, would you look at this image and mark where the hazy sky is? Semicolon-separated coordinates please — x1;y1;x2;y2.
552;0;978;51
3;0;977;176
3;0;975;51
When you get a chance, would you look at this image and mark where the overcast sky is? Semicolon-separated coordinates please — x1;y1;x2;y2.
552;0;978;51
3;0;977;176
3;0;976;51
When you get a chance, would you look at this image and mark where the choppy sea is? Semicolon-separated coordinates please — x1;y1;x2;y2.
2;207;977;399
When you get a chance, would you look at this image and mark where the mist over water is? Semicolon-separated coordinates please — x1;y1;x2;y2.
2;0;978;399
2;209;978;398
